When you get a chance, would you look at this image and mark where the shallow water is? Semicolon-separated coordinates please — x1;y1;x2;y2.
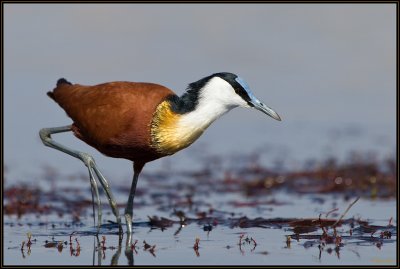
4;154;397;265
4;197;396;265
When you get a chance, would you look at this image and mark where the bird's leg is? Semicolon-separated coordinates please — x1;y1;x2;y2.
124;172;139;235
39;125;121;231
39;126;102;228
91;164;122;234
88;166;102;229
124;162;144;235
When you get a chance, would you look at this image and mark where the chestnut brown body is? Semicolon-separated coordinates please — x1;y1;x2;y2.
49;80;174;165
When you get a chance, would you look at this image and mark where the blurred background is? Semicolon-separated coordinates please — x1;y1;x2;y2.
4;4;396;183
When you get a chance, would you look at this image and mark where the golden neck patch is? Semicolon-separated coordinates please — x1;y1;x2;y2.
150;100;206;156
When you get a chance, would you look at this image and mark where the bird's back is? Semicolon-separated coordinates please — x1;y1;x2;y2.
48;79;175;163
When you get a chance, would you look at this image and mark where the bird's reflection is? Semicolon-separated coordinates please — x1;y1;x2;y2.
124;233;134;266
92;233;134;266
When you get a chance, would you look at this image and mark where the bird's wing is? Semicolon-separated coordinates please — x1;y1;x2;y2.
49;81;175;149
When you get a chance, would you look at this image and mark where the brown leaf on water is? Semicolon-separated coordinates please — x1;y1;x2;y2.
289;219;339;228
148;215;175;229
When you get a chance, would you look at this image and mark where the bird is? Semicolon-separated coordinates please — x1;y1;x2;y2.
39;72;281;235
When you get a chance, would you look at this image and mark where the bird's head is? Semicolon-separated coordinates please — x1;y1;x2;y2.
188;72;281;121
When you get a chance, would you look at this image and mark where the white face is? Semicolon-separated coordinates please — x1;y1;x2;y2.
178;76;250;134
199;77;250;109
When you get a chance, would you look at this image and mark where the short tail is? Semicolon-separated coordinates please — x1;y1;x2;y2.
47;78;72;100
56;78;72;86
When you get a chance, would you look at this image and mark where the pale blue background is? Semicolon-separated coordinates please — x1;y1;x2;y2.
4;4;396;181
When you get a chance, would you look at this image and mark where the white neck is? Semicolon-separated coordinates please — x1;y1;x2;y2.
150;77;250;156
178;77;248;132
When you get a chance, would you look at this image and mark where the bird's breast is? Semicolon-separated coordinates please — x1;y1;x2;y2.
150;101;206;156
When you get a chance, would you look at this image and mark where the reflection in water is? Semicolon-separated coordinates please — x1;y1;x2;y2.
12;217;396;266
20;241;31;259
193;237;200;257
91;233;133;266
124;234;134;266
238;234;257;255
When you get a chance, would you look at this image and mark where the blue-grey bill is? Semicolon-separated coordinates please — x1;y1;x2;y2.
234;76;281;121
251;100;282;121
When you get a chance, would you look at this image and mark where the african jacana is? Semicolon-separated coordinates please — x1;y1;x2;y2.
39;72;281;235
